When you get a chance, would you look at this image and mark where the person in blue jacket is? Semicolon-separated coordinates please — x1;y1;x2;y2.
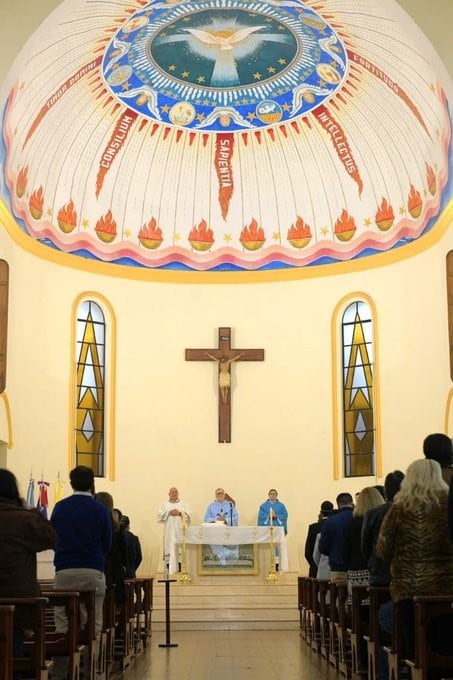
257;488;288;535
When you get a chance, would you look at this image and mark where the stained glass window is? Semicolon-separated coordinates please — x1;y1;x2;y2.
342;301;375;477
75;300;105;476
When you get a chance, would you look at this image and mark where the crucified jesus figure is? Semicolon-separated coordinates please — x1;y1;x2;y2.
203;352;245;403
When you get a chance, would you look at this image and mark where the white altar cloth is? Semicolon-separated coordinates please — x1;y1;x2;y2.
170;525;288;574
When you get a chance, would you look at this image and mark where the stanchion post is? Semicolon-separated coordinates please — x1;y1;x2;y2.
158;578;178;648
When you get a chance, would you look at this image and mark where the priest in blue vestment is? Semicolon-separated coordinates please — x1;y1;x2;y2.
258;488;288;534
204;488;238;526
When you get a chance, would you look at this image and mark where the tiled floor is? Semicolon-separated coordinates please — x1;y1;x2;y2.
118;630;340;679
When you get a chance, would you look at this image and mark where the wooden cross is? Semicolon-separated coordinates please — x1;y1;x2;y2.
185;327;264;443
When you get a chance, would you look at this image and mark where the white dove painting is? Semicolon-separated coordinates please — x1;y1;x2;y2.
152;13;296;88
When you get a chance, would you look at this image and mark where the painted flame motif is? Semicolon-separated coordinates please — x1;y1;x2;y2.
138;218;163;249
95;210;117;243
240;219;265;243
188;219;214;243
407;184;422;218
16;166;28;198
57;200;77;233
375;198;395;231
426;164;436;196
139;218;163;241
29;186;44;219
287;216;312;245
334;209;356;242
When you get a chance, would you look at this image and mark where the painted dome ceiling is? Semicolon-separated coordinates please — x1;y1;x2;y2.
0;0;451;276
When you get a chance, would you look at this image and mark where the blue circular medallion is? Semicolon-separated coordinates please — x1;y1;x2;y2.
102;0;347;132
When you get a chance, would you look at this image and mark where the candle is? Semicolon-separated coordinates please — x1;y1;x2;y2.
181;511;187;528
269;507;273;526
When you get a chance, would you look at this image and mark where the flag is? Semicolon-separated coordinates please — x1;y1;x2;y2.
26;476;35;507
54;473;64;503
37;479;50;518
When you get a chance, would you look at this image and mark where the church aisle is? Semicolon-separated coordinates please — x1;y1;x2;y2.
117;629;341;680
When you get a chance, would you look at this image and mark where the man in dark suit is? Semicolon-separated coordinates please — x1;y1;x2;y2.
304;500;333;576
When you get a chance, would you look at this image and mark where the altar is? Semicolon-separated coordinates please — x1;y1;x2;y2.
170;525;288;577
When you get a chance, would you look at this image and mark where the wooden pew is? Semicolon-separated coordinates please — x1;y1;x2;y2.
364;587;391;680
297;576;311;642
40;585;97;680
140;577;153;647
0;597;52;679
328;581;339;669
349;585;369;680
41;590;82;680
297;576;304;634
384;599;408;680
336;583;351;678
114;580;135;670
407;595;453;680
127;578;143;656
309;578;322;653
318;580;331;660
0;605;14;680
102;584;117;678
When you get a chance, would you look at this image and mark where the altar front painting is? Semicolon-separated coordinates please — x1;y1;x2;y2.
198;543;257;575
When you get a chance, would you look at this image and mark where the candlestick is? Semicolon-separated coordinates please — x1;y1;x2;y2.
269;507;273;526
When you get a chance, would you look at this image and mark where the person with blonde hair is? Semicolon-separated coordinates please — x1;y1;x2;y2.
343;487;385;604
377;459;453;659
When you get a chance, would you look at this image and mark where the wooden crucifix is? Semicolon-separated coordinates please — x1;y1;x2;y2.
185;327;264;443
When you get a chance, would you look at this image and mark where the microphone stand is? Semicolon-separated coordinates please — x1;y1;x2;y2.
229;502;233;526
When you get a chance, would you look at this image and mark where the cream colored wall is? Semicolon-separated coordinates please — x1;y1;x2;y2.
1;1;453;575
1;223;452;573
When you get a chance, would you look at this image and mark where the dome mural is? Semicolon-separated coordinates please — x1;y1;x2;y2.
0;0;451;275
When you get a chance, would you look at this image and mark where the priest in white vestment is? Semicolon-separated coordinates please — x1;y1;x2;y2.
157;487;192;571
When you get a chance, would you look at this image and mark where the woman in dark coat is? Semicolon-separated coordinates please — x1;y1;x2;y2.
0;468;57;654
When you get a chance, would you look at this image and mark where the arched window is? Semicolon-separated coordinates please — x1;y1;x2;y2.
341;300;375;477
74;299;106;476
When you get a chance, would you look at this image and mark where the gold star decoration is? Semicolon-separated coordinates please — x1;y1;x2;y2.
168;64;177;72
267;66;276;74
124;229;132;238
47;208;53;217
224;234;233;243
247;112;256;120
181;71;190;78
321;227;330;236
253;72;262;80
282;103;291;111
278;58;287;65
82;219;89;229
399;206;406;215
197;76;206;83
121;82;131;91
173;233;181;242
161;104;170;113
364;218;372;227
196;113;206;122
273;232;280;241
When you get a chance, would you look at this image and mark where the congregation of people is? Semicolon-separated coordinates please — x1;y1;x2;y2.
1;432;453;678
303;432;453;680
0;465;143;677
